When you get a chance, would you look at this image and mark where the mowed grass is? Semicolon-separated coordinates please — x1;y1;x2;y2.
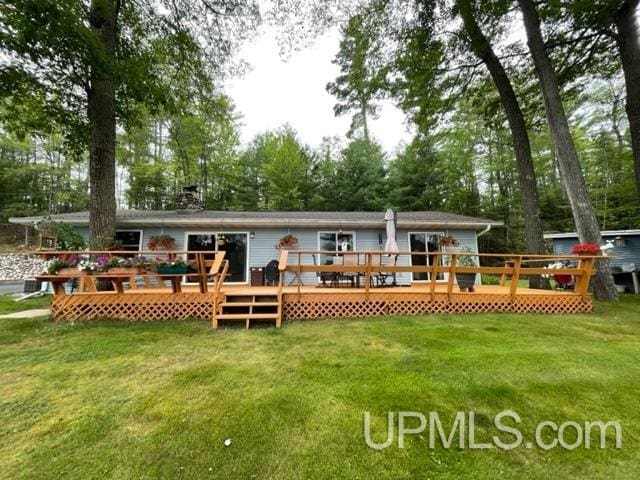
1;296;639;479
0;294;50;314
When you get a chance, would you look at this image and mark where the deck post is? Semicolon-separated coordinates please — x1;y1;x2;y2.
430;254;440;301
364;252;372;300
575;257;595;302
500;260;512;286
510;257;522;301
447;254;457;302
277;250;288;324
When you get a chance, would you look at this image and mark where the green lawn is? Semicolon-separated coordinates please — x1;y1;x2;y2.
1;295;639;479
0;293;50;314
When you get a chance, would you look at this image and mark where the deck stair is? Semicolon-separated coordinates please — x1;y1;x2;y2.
214;293;281;328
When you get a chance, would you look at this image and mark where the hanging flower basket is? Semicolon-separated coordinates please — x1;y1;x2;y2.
276;234;298;250
571;243;600;255
437;234;459;248
148;234;176;250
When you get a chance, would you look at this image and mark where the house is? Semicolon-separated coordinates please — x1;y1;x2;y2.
10;208;502;286
544;229;640;294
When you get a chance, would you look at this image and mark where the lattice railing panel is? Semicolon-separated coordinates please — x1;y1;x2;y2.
52;293;215;322
283;295;591;320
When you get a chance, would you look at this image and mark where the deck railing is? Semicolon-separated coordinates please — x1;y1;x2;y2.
277;249;600;302
34;250;227;295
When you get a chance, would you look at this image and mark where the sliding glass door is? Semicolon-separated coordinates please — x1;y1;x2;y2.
409;232;444;282
186;233;248;283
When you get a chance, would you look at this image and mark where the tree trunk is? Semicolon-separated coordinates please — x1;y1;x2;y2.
615;0;640;205
87;0;118;248
518;0;617;300
456;0;549;289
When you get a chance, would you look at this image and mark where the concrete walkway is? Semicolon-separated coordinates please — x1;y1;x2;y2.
0;308;50;319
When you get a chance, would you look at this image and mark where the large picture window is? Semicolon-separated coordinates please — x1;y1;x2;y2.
318;231;355;266
115;230;142;251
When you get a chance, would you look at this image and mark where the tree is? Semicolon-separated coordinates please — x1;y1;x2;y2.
454;0;549;288
327;12;387;140
244;127;315;211
612;0;640;203
563;0;640;203
518;0;618;300
334;138;387;211
0;0;259;246
387;136;444;211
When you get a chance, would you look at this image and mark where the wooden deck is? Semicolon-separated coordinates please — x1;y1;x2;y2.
39;249;598;327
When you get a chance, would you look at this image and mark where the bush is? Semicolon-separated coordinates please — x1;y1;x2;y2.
55;223;86;250
481;274;501;285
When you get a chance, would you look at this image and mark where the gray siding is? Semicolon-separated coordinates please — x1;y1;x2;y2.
551;236;640;268
552;235;640;291
73;224;479;285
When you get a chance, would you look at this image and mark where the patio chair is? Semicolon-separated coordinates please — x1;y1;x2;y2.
339;254;360;287
370;254;395;287
265;260;279;286
313;254;338;287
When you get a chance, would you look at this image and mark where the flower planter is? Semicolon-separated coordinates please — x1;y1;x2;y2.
456;273;476;292
156;264;190;275
56;267;85;276
107;267;141;276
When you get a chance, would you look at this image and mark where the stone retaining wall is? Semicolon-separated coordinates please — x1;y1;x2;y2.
0;254;47;280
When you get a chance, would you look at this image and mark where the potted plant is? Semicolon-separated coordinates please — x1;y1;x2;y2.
148;234;176;250
96;255;142;275
276;234;298;250
444;247;477;292
155;257;195;275
571;243;600;256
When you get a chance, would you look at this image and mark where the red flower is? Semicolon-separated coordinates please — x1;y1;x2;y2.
571;243;600;255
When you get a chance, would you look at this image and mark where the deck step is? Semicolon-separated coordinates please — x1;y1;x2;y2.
219;302;278;307
216;313;278;320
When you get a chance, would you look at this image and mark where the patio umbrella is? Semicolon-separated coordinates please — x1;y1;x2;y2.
384;208;399;253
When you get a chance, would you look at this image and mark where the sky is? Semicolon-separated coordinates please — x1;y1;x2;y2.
225;28;413;155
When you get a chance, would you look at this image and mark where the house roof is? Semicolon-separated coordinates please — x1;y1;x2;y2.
544;229;640;240
9;210;503;230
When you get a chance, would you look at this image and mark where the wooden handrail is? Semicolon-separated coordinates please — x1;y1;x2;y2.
266;249;601;260
275;249;604;302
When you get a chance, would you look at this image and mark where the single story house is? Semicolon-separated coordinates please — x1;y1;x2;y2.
544;229;640;293
10;209;502;285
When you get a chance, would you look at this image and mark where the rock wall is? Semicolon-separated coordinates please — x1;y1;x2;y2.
0;254;48;280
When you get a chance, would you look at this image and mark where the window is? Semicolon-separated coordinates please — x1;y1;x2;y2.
409;232;445;281
115;231;142;251
185;232;248;283
318;231;355;266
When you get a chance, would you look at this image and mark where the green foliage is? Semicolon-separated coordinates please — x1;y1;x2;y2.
387;136;444;211
334;138;387;211
243;126;315;211
481;274;501;285
55;223;86;250
0;0;259;153
327;12;388;139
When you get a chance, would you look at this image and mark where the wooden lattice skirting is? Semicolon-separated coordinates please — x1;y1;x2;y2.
282;292;592;320
51;293;214;322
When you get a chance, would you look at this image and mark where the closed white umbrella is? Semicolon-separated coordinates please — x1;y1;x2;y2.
384;208;398;253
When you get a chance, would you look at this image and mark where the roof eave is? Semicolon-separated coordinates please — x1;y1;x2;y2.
9;215;503;231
